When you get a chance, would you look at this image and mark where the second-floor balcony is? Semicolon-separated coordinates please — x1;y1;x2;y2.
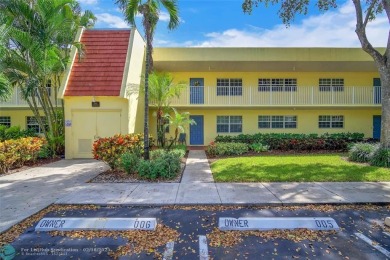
169;86;382;107
0;87;59;108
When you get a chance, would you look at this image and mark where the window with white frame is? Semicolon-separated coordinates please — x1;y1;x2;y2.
258;115;297;129
258;78;297;92
318;115;344;128
217;116;242;133
319;78;344;91
216;78;242;96
26;116;47;134
0;116;11;127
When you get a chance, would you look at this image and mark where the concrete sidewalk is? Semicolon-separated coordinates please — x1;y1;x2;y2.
57;150;390;206
1;150;390;233
0;159;108;233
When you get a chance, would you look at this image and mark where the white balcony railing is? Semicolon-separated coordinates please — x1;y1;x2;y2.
169;86;382;106
0;87;59;107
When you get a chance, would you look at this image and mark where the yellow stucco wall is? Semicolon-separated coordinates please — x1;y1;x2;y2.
123;29;145;134
64;96;129;158
149;108;381;145
0;109;42;129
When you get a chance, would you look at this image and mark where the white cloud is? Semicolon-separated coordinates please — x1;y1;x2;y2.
78;0;98;4
155;39;194;47
159;11;170;22
135;11;184;23
95;13;128;28
193;1;387;47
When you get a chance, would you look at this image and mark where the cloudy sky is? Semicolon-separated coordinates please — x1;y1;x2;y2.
78;0;387;47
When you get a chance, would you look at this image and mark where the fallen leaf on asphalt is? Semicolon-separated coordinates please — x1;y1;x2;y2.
0;205;98;247
49;224;179;259
207;227;337;248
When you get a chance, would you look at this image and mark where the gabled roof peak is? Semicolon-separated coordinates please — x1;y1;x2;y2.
65;29;131;96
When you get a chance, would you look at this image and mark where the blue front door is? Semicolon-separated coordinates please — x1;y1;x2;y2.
190;78;204;104
373;115;381;140
190;115;204;145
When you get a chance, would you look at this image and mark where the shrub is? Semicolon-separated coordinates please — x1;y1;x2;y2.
214;132;364;151
249;143;269;153
158;152;181;179
137;160;156;179
169;144;187;157
151;148;186;160
0;125;6;140
348;143;379;163
4;126;23;140
207;142;217;157
150;149;166;160
207;142;249;157
150;149;182;179
121;152;140;174
170;148;186;159
137;150;182;180
0;126;37;141
37;144;53;159
370;147;390;168
171;144;187;150
0;137;45;174
92;134;147;169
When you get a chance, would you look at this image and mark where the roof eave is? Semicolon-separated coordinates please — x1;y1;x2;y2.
59;26;85;99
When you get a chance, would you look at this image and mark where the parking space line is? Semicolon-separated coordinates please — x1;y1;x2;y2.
163;241;175;260
199;235;209;260
384;232;390;237
354;232;390;258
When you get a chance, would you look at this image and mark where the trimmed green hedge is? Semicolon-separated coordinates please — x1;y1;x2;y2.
207;142;249;157
214;132;364;151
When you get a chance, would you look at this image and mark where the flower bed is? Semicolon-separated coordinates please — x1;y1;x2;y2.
0;137;46;174
92;134;186;181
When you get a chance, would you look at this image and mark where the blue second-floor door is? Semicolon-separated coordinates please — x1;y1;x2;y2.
190;115;204;145
374;78;381;104
373;115;381;140
190;78;204;104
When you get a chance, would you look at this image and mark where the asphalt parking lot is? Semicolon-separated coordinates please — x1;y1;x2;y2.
3;205;390;259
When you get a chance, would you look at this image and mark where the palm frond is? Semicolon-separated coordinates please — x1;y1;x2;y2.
161;0;179;30
0;73;13;101
124;0;142;26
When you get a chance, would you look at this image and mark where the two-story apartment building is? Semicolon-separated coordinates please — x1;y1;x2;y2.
0;28;383;158
152;48;382;146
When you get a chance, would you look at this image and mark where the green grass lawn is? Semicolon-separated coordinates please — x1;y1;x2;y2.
211;154;390;182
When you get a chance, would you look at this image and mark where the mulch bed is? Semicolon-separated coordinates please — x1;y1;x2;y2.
89;152;188;183
0;157;62;177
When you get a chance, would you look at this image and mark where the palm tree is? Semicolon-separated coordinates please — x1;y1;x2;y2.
164;108;196;149
0;25;12;101
116;0;180;159
0;74;12;102
0;0;95;155
148;71;186;147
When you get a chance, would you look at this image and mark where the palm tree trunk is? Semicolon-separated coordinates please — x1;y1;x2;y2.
143;38;151;160
157;108;165;147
